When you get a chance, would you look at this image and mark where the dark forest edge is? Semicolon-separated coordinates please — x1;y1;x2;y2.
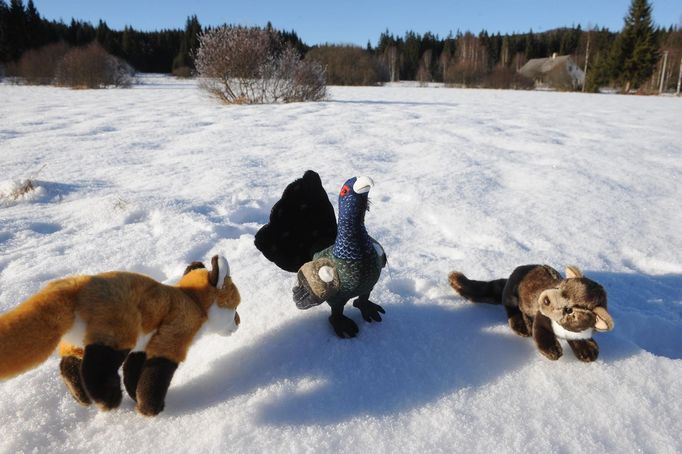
0;0;680;93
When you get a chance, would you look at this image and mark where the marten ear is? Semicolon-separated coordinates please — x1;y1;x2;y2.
184;261;205;276
208;255;231;288
565;265;584;279
593;306;614;332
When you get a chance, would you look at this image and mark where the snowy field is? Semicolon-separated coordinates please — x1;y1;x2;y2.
1;75;681;453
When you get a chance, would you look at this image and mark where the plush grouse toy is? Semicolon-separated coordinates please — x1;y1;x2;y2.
255;170;386;338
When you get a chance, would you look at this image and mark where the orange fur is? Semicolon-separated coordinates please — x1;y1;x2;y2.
0;266;241;379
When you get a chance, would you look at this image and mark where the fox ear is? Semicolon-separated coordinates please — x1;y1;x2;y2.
565;265;584;279
208;255;231;288
208;255;220;287
184;261;205;276
593;306;614;332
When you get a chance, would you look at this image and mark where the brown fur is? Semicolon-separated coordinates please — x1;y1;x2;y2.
0;256;240;376
449;265;614;362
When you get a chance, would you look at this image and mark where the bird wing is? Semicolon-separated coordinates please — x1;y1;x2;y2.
255;170;337;272
292;258;341;310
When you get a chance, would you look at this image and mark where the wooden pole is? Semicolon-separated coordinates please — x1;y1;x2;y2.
677;58;682;96
659;51;668;94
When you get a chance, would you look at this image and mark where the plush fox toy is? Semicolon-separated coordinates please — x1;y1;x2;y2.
0;255;241;416
449;265;614;362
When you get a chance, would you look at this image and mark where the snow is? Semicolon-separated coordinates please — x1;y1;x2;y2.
1;75;681;453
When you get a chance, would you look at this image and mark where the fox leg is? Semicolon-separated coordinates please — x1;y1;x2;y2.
135;356;178;416
122;352;147;401
81;343;130;410
58;343;91;406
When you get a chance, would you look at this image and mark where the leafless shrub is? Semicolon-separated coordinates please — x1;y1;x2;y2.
55;43;134;89
196;26;326;104
15;42;69;84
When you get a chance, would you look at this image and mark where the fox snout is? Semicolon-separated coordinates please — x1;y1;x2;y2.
234;311;240;326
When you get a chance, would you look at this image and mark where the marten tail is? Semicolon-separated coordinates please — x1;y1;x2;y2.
0;282;77;379
448;272;507;304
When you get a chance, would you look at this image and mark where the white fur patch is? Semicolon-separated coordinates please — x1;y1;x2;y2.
551;320;593;340
318;266;335;283
62;314;86;347
216;255;230;289
196;304;239;339
132;331;155;352
62;314;156;351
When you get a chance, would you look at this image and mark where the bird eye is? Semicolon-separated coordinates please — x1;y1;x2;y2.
339;185;350;197
563;307;573;315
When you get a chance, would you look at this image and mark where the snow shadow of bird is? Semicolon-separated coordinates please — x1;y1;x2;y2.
167;300;637;424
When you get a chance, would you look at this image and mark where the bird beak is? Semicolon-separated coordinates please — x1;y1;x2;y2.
353;176;374;194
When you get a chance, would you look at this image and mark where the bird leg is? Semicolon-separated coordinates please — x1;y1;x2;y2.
353;294;385;323
328;302;359;338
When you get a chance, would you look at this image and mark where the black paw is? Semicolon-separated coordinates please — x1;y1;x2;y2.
123;352;147;401
329;313;359;338
135;357;178;417
136;399;165;417
59;356;91;406
81;344;129;410
352;299;385;323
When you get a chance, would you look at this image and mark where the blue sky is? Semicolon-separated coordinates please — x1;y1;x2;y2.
32;0;681;46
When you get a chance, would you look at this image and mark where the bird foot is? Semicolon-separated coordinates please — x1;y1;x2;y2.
353;298;385;323
329;313;359;338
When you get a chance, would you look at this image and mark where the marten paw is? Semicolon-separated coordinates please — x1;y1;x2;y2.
538;341;563;361
508;314;531;337
568;339;599;362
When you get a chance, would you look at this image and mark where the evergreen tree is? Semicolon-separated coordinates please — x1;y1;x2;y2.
0;0;10;62
7;0;26;60
609;0;658;92
24;0;42;48
173;15;201;71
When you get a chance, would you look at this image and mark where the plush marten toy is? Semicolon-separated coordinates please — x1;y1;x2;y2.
0;255;241;416
449;265;614;362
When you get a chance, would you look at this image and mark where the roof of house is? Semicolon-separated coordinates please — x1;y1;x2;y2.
519;55;574;78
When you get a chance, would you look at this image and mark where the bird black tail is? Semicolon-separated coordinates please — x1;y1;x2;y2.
448;271;507;304
255;170;337;272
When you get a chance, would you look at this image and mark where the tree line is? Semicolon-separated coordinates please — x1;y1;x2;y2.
0;0;305;74
1;0;680;92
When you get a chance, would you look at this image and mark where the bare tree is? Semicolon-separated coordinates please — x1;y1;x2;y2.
195;26;326;104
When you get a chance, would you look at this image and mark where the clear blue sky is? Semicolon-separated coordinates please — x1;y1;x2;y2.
32;0;681;46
